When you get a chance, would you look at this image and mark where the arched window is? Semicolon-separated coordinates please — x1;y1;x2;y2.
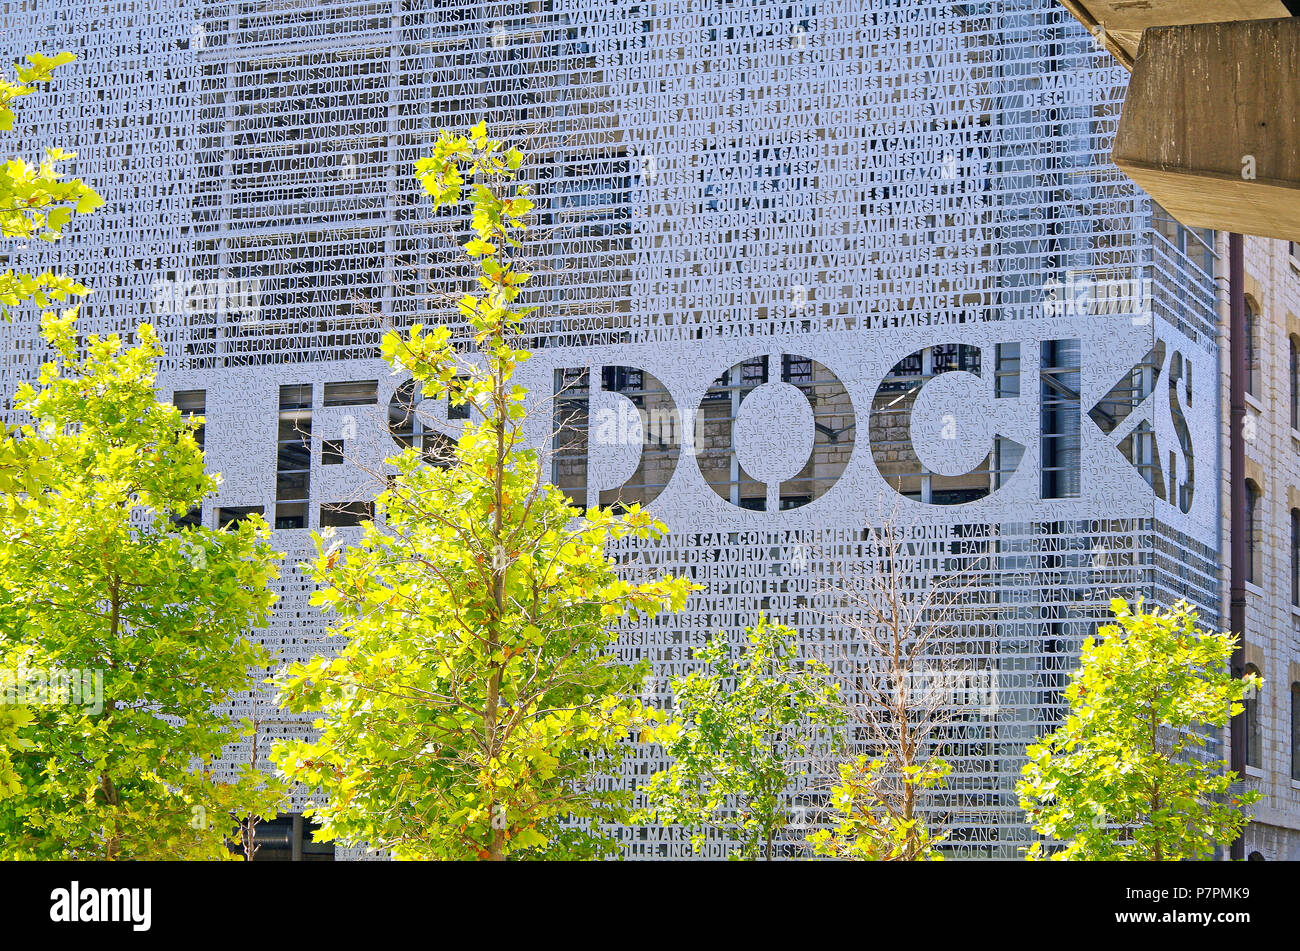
1291;336;1300;430
1292;682;1300;782
1292;508;1300;607
1245;481;1261;585
1244;664;1262;770
1245;300;1258;398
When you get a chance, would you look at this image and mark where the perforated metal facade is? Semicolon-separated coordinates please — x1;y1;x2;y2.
0;0;1221;856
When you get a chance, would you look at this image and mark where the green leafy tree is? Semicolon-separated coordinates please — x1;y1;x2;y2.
0;313;285;859
1;51;102;320
0;698;34;800
0;51;101;800
272;124;696;861
808;756;950;860
1017;598;1261;861
0;51;101;501
642;615;843;860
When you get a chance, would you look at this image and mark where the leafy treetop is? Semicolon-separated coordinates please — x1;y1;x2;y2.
273;124;697;860
1018;599;1260;861
0;314;284;859
1;52;103;318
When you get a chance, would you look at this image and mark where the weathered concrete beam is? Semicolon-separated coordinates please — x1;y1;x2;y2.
1059;1;1297;68
1112;16;1300;241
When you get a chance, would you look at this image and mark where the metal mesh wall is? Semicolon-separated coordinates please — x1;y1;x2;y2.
0;0;1221;857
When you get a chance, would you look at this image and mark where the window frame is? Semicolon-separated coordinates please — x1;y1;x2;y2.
1245;663;1263;771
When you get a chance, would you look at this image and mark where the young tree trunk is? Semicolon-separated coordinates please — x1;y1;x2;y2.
485;368;508;862
1149;701;1162;862
100;577;122;860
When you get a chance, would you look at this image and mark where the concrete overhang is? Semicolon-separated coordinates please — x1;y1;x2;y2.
1059;3;1300;240
1059;1;1299;69
1112;16;1300;241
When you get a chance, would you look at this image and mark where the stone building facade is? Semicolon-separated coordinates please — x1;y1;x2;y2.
1226;233;1300;860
